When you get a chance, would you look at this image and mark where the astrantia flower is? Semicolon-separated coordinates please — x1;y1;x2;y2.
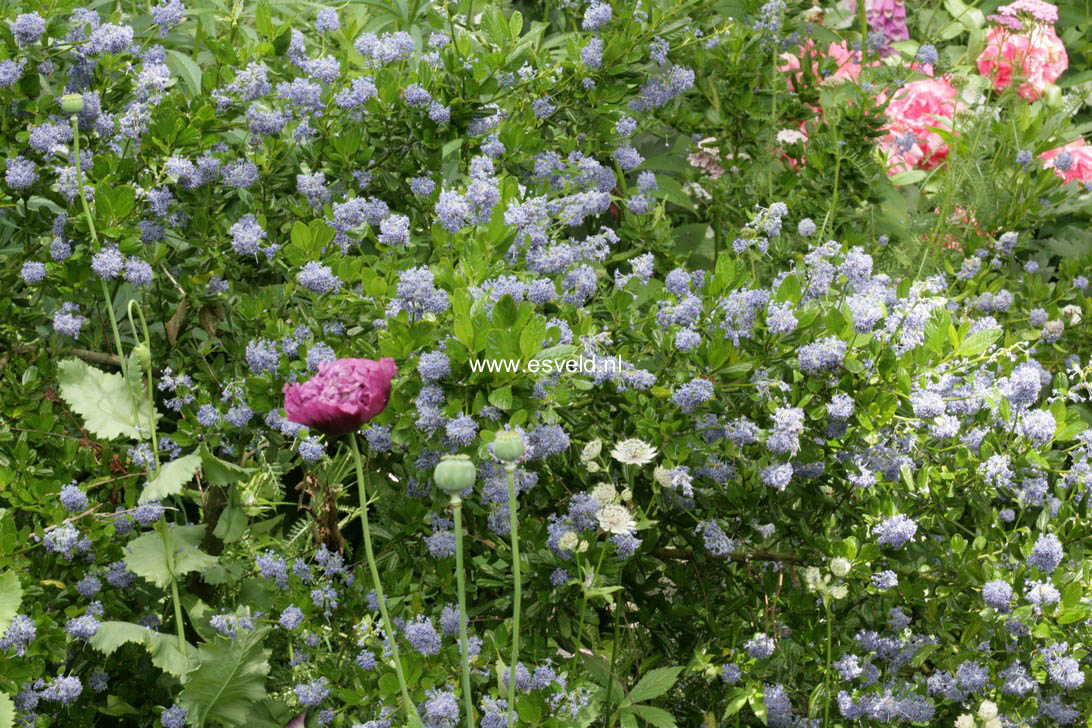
596;504;636;535
610;438;657;465
283;357;397;436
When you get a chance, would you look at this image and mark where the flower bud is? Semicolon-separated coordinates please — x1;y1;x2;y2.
61;94;84;114
830;557;852;577
433;454;476;495
580;438;602;461
492;430;524;462
132;343;152;369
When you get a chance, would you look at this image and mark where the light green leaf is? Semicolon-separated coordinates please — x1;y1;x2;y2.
89;620;195;677
124;525;217;589
0;691;14;728
629;705;677;728
141;452;201;503
56;358;157;441
0;571;22;635
626;666;683;705
199;444;254;486
958;328;1001;357
178;628;271;727
889;169;926;186
165;50;203;98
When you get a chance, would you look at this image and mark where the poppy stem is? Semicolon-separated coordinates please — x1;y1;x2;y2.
348;434;422;727
504;461;521;726
451;493;476;728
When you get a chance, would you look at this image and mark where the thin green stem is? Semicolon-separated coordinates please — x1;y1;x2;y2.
575;544;608;654
348;435;421;726
504;462;521;728
452;496;476;728
604;599;624;728
127;301;159;470
823;601;833;727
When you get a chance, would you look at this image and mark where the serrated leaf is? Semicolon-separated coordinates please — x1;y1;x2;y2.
179;628;271;727
141;452;201;503
0;571;22;636
199;444;254;485
56;358;158;440
626;666;683;705
89;620;153;655
89;620;194;677
629;704;677;728
124;525;217;589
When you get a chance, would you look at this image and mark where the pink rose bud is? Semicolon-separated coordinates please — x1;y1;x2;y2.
283;357;397;436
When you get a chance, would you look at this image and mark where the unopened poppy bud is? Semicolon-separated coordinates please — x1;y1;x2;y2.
434;454;476;495
132;344;151;368
61;94;84;114
493;431;524;462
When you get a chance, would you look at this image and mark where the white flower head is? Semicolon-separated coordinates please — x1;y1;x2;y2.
558;531;579;553
581;439;602;461
585;461;601;474
590;482;617;507
596;504;636;535
611;438;657;465
977;701;998;721
1062;304;1082;326
653;466;671;487
830;557;852;578
954;715;975;728
776;129;807;145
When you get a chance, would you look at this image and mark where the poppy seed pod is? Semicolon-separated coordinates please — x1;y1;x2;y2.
492;431;525;462
434;454;476;495
61;94;84;114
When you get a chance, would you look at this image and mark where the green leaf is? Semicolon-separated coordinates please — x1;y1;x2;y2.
0;571;22;636
199;444;254;485
178;629;272;727
958;328;1001;357
124;525;217;589
626;666;683;704
533;344;578;361
889;169;926;186
165;50;203;98
89;620;195;677
0;691;14;728
56;358;158;441
141;452;201;503
212;505;247;543
629;704;677;728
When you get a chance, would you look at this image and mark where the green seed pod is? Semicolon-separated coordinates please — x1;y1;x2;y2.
61;94;84;114
434;454;476;495
132;343;152;369
492;431;525;462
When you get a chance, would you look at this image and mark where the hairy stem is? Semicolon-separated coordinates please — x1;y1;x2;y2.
348;434;421;726
505;462;521;727
452;495;476;728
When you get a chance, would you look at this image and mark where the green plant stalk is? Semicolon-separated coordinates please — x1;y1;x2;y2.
348;434;421;726
70;116;129;377
126;301;159;470
451;494;476;728
823;600;833;727
504;461;521;728
604;598;624;728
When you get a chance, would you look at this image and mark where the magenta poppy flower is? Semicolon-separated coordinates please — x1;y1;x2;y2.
283;357;397;436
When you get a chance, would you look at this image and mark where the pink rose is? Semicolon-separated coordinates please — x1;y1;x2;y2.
879;77;964;174
976;24;1067;100
283;357;397;436
1040;139;1092;185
